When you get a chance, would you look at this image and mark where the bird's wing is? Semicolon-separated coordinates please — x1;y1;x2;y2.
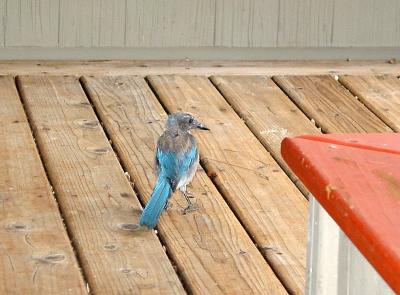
156;145;198;190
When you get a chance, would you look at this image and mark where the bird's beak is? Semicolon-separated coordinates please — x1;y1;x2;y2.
196;122;210;130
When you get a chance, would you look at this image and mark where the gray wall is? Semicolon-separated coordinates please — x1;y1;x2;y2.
0;0;399;59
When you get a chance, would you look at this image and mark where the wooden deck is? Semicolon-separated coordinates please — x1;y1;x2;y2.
1;61;399;295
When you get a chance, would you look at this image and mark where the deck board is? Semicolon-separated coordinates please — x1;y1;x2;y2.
17;75;185;295
1;64;396;293
339;75;400;131
273;75;393;133
0;60;400;76
0;76;87;294
211;75;320;198
81;75;287;295
147;75;308;295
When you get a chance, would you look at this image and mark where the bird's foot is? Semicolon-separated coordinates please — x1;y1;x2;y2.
185;191;195;198
164;201;173;210
182;202;199;215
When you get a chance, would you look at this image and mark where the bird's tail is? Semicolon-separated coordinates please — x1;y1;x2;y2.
139;176;172;229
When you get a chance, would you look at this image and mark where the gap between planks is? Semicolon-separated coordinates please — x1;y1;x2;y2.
209;75;321;199
16;75;186;295
81;75;288;295
273;75;393;134
0;75;87;294
145;75;308;294
338;75;400;132
77;76;192;293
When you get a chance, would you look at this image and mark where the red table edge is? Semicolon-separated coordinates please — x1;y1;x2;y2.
281;136;400;294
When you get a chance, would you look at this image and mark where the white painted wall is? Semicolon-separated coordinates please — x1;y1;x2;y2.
307;197;394;295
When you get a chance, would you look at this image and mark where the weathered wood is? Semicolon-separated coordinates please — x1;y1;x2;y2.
0;76;87;294
0;0;4;47
273;75;392;133
215;0;278;47
126;0;215;47
59;0;126;47
277;0;334;47
147;75;308;295
332;0;400;47
81;75;287;295
17;75;185;295
339;75;400;132
0;60;399;76
211;75;320;197
5;0;59;47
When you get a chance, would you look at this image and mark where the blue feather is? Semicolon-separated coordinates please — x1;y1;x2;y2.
139;175;172;228
140;141;198;228
157;146;198;185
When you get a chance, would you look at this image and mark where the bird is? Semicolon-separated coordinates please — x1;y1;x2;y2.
139;112;210;229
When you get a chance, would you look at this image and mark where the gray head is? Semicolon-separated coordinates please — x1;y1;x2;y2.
166;112;209;132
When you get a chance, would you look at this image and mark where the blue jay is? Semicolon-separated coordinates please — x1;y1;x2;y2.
139;112;209;229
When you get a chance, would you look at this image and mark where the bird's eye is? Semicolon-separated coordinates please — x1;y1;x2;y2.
189;118;194;123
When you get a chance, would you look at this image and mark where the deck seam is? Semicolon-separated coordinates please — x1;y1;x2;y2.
208;76;311;200
144;75;293;295
271;75;326;133
78;76;191;295
337;76;397;133
14;75;91;294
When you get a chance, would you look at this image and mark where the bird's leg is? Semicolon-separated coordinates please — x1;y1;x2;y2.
164;201;173;210
181;186;198;214
183;185;195;198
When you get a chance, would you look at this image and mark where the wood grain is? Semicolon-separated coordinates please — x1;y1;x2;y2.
332;0;400;47
81;75;287;295
215;0;278;47
0;76;87;294
0;60;399;76
17;75;185;295
0;0;4;47
273;75;393;133
1;0;400;48
277;0;334;47
5;0;59;47
59;0;126;47
126;0;215;47
211;75;320;197
148;75;308;295
339;75;400;132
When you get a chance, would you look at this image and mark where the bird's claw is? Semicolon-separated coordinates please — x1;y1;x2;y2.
182;202;199;215
186;192;195;198
164;202;173;210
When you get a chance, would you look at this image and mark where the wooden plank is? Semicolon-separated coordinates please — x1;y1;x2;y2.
126;0;214;47
0;76;86;294
81;75;287;295
147;75;308;295
5;0;59;47
17;75;185;295
332;0;400;47
211;75;320;197
277;0;334;47
59;0;126;47
215;0;278;47
273;75;393;133
0;60;399;76
339;75;400;132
